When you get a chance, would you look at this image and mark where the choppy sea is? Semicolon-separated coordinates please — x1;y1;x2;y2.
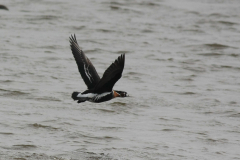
1;0;240;159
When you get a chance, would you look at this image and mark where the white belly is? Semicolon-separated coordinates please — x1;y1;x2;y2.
77;93;97;98
77;92;112;103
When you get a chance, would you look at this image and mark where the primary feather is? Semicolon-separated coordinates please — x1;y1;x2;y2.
69;34;100;89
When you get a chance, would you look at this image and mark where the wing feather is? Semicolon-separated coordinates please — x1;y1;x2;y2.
69;34;100;89
94;54;125;93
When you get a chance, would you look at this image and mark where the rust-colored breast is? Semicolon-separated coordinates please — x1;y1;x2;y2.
113;90;120;98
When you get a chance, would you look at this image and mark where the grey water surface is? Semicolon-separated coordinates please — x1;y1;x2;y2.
1;0;240;159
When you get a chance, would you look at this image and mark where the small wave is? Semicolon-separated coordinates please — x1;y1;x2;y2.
12;144;37;150
104;2;123;6
83;140;100;145
182;29;205;34
84;49;101;53
197;132;208;135
216;151;225;155
188;43;236;52
186;11;200;15
229;101;237;105
203;111;213;114
0;132;13;135
70;151;112;160
59;122;74;126
179;92;196;95
0;80;13;83
67;132;120;140
96;108;115;113
40;45;62;50
141;29;154;33
229;113;240;118
100;126;124;130
206;138;218;143
198;53;223;56
115;50;131;54
71;26;86;30
183;66;205;72
211;64;240;70
230;53;239;57
1;152;54;160
138;2;161;6
205;138;228;144
204;43;233;50
208;13;229;18
110;6;120;10
44;50;54;53
227;130;240;134
162;129;175;131
159;117;169;121
126;71;143;76
217;21;238;25
96;29;116;33
179;77;194;81
1;89;29;97
221;65;240;70
50;76;58;79
29;123;60;130
34;96;61;102
110;6;143;14
28;15;60;21
110;102;127;106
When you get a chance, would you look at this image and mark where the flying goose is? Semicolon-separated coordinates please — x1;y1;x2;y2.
69;34;128;103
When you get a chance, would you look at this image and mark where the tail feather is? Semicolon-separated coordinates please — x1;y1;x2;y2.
72;92;87;103
72;92;80;101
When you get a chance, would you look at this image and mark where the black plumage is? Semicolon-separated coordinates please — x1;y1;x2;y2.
69;34;100;89
69;34;128;103
94;54;125;93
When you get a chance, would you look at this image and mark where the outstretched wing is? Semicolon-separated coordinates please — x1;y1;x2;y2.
69;34;100;89
94;54;125;93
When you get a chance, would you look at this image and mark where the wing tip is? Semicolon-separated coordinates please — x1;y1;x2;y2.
113;53;125;67
119;53;125;66
122;53;125;61
69;34;83;51
69;34;77;44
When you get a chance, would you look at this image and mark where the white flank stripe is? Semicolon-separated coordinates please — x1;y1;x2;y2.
77;93;97;98
94;92;111;101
